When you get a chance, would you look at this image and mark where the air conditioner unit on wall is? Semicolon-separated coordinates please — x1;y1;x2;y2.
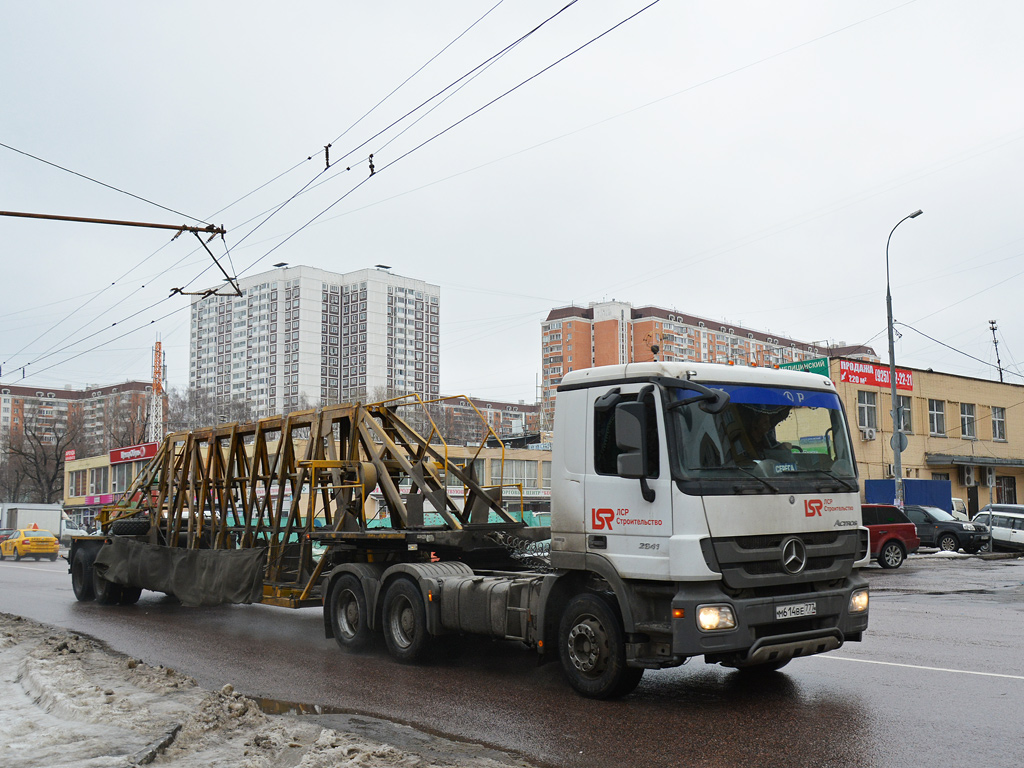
960;465;976;487
860;427;876;441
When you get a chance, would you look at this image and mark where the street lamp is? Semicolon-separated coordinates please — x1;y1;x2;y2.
886;209;923;507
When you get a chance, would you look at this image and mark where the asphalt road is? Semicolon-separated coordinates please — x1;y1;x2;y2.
2;552;1022;768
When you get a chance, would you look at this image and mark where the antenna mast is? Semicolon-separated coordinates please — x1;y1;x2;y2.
990;320;1003;383
147;338;166;442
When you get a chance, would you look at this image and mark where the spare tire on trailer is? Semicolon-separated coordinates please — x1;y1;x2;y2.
110;518;150;536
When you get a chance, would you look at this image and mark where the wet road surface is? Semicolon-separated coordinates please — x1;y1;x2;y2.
2;553;1022;767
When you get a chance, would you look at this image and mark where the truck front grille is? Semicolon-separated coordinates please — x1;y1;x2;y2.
711;531;858;591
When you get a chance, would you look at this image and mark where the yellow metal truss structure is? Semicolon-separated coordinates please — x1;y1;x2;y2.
100;399;530;606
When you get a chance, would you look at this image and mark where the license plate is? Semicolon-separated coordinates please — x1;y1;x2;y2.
776;602;817;620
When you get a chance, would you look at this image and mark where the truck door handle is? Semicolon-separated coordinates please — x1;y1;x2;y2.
588;535;607;550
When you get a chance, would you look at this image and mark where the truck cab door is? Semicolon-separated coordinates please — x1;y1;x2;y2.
583;384;673;579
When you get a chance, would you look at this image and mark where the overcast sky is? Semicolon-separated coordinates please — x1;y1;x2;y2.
3;1;1023;404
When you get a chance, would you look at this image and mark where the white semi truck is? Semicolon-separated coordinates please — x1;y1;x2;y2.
72;361;869;698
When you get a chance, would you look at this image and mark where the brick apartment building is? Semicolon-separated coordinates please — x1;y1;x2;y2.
0;381;156;453
540;301;873;425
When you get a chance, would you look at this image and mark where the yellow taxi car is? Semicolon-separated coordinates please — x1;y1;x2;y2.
0;528;60;561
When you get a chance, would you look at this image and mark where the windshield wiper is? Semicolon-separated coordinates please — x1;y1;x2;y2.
729;465;780;493
798;468;858;492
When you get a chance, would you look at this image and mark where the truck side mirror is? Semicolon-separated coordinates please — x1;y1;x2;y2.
615;401;647;478
615;402;656;502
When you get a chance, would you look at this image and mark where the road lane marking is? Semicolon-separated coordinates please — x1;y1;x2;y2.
0;563;66;574
818;655;1024;680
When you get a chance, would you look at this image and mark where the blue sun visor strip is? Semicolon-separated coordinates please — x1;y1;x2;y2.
671;384;841;410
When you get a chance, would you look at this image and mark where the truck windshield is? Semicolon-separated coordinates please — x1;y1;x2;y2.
665;384;857;491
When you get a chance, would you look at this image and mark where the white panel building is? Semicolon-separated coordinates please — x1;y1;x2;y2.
189;265;440;417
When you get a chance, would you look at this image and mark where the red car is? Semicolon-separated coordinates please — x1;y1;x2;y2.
861;504;921;569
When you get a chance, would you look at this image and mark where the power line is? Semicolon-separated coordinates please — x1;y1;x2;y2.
238;1;661;278
896;322;1024;381
329;0;508;148
0;141;211;225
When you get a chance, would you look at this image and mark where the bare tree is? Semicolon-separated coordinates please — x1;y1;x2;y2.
0;433;30;503
165;387;255;432
7;405;89;504
103;392;151;450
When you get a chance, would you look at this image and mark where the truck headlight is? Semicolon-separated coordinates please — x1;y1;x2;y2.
697;604;736;631
849;589;869;614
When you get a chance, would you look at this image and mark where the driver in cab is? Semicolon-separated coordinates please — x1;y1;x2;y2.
738;404;794;463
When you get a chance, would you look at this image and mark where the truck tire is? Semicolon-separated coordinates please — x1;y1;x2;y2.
329;574;374;651
93;570;124;605
878;540;905;569
110;518;150;536
71;549;97;601
559;593;644;699
382;578;431;663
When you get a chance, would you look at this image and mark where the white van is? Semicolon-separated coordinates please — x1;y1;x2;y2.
973;505;1024;552
951;498;968;521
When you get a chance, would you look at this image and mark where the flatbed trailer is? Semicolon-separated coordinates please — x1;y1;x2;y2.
69;395;546;609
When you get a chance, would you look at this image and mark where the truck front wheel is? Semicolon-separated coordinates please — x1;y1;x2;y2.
382;578;431;663
329;574;374;651
559;593;643;699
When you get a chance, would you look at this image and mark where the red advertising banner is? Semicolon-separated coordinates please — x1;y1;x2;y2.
109;441;159;465
838;359;913;391
64;449;76;462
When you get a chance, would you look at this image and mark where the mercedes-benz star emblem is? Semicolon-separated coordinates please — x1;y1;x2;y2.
781;537;807;574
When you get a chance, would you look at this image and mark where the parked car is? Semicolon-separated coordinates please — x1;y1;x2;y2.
903;505;990;553
0;529;60;561
861;504;920;568
973;505;1024;552
0;528;15;543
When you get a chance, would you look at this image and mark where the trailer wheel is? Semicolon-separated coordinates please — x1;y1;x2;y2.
382;578;431;663
559;593;643;699
93;570;124;606
118;587;142;605
329;574;374;651
71;549;97;602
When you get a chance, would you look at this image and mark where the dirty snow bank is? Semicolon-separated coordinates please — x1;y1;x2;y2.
0;613;535;768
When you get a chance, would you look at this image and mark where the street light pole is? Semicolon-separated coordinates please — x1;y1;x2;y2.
886;209;923;507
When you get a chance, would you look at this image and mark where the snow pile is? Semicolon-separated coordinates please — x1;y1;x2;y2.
0;613;534;768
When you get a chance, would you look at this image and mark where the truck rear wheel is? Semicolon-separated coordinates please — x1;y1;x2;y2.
382;578;431;663
71;549;97;601
559;593;643;699
329;574;373;651
118;587;143;605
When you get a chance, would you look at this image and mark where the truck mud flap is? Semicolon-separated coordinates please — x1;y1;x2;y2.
93;537;266;607
738;629;843;668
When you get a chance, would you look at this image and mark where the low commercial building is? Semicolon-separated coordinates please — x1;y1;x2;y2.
64;442;159;528
826;358;1023;515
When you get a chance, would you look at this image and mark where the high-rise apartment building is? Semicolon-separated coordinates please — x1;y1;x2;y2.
189;265;440;417
540;301;871;424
